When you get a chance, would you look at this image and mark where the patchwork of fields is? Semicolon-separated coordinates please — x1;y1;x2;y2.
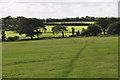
5;26;88;39
46;21;95;24
5;21;92;39
3;37;118;78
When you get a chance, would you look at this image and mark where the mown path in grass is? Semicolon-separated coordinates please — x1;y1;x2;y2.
3;37;118;78
55;39;89;77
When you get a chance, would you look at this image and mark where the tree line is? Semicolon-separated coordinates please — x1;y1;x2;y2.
1;16;46;40
45;23;91;26
1;16;120;41
79;17;120;36
45;16;95;22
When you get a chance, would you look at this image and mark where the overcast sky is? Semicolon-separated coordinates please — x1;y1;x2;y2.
0;0;119;18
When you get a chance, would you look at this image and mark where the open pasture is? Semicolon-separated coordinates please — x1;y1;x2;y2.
2;37;118;78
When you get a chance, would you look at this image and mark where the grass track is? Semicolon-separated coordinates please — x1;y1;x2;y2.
2;37;118;78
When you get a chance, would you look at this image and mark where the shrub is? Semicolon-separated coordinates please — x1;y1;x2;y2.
14;36;19;40
107;21;120;34
81;24;102;36
8;36;19;41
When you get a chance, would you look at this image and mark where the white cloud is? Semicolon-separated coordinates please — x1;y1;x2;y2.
0;0;119;3
0;1;118;18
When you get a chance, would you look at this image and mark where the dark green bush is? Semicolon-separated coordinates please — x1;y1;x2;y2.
107;21;120;34
8;36;19;41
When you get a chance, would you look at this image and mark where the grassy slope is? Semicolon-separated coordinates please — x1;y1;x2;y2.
2;37;118;78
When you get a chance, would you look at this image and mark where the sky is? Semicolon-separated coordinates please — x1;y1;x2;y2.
0;0;119;18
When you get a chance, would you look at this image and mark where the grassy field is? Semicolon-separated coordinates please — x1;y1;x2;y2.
2;37;118;78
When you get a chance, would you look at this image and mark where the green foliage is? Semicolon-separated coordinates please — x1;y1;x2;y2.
1;31;6;40
107;21;120;34
14;17;45;39
95;17;111;35
81;28;87;35
7;36;19;41
52;25;68;37
81;24;102;36
2;16;14;31
76;30;80;36
87;24;102;36
71;27;75;35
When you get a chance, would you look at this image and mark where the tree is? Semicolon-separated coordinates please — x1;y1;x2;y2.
1;31;6;40
81;24;102;36
14;17;46;39
81;28;88;35
1;16;14;40
31;18;46;39
107;21;120;34
87;24;102;36
52;25;68;37
71;27;75;35
2;16;14;31
95;17;111;35
76;30;80;36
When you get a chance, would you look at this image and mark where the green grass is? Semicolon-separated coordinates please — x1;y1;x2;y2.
2;37;118;78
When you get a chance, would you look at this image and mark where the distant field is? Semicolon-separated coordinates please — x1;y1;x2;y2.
46;26;88;32
3;37;118;78
5;26;88;39
46;21;95;24
4;21;93;39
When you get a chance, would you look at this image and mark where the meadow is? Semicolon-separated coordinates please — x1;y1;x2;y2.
2;37;118;78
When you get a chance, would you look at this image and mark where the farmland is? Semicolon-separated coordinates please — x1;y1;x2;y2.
5;21;90;39
5;25;88;39
6;26;87;39
46;21;95;24
2;37;118;78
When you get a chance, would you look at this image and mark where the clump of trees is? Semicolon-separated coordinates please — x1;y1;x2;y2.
107;21;120;34
95;17;111;35
1;16;119;41
46;16;95;22
8;36;19;41
52;25;68;37
1;16;46;40
81;24;102;36
14;17;46;39
95;17;120;35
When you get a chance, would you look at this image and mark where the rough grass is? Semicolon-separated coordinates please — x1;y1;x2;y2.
2;37;118;78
